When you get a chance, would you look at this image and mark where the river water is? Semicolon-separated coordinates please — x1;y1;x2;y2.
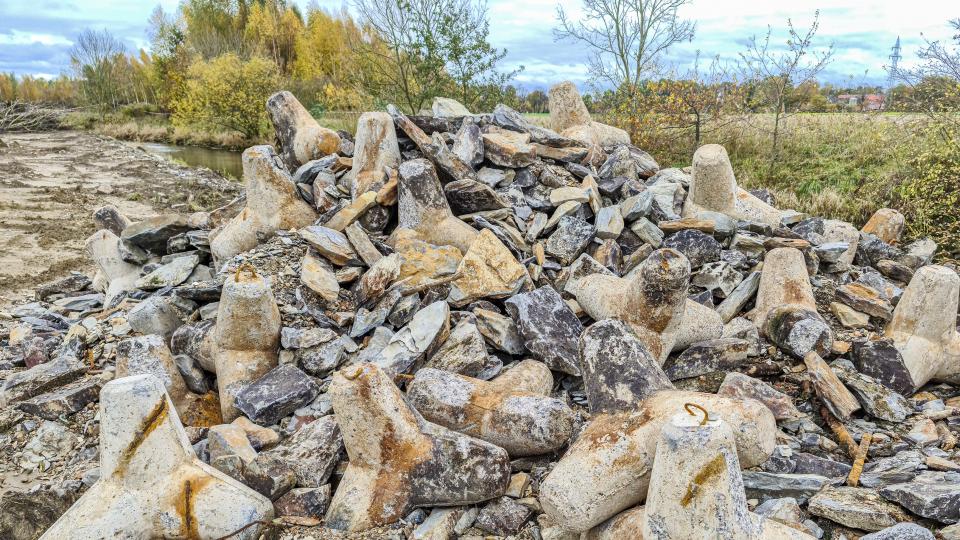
139;142;243;180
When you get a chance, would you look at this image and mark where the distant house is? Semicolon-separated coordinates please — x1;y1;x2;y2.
832;93;885;111
862;94;885;111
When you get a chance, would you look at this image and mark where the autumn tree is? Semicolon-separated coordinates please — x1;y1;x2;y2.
173;53;281;138
245;0;303;74
646;55;746;152
351;0;517;113
70;28;128;113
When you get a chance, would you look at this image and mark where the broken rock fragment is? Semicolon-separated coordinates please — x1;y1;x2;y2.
448;229;528;306
235;364;320;426
408;360;576;456
505;286;583;375
325;363;510;532
41;374;272;539
862;208;906;244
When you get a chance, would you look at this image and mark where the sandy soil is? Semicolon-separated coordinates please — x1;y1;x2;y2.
0;130;238;308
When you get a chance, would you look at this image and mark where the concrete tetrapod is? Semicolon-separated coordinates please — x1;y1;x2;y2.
682;144;783;227
406;359;577;456
639;410;814;539
754;248;834;359
266;90;340;171
391;158;478;254
325;363;511;532
84;229;140;305
213;264;281;422
573;248;692;362
547;81;630;147
539;321;777;532
210;145;318;265
40;374;273;540
885;264;960;389
348;111;400;198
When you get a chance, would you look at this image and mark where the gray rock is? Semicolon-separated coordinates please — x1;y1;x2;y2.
274;486;331;519
34;273;92;301
445;179;509;215
851;339;916;396
453;120;484;168
235;364;321;426
741;471;832;504
717;372;801;420
544;216;594;265
663;338;750;380
16;378;102;420
0;356;86;406
474;308;526;355
629;217;664;247
814;242;850;263
809;486;910;532
120;214;191;254
579;320;673;413
174;354;209;394
716;271;761;323
0;484;80;540
263;415;343;487
242;452;296;500
620;191;653;221
594;206;624;239
474;496;533;536
861;523;935;540
280;327;338;350
692;261;744;298
505;286;583;375
423;321;498;378
880;471;960;523
298;336;353;377
833;362;910;422
126;296;183;342
375;300;449;374
663;229;721;268
300;225;358;266
860;451;924;488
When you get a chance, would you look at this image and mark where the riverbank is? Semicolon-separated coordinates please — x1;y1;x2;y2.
0;130;239;307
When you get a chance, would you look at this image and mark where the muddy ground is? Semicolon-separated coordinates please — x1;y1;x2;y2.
0;130;238;308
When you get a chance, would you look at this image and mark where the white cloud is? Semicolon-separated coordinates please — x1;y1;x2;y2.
0;30;71;46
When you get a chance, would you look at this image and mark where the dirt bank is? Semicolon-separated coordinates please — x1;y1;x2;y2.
0;130;239;308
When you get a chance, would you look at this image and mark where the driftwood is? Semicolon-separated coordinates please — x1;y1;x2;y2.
0;101;65;132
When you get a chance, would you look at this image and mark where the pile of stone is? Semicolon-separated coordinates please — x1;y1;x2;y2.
2;82;959;540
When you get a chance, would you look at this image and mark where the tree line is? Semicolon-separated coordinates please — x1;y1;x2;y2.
1;0;957;150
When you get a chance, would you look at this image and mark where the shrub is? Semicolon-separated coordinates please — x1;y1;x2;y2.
899;126;960;260
173;54;281;140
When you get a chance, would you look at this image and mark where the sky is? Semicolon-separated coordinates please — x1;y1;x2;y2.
1;0;957;89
